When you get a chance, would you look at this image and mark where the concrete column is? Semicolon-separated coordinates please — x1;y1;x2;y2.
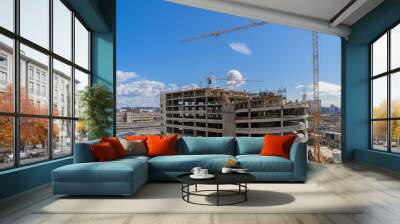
223;103;236;136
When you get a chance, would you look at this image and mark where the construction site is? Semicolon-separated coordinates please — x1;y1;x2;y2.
177;20;325;162
160;88;308;137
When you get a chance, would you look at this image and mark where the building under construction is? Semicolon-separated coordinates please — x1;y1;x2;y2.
160;88;307;137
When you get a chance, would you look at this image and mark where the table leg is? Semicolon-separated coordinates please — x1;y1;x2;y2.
181;184;183;199
245;183;247;201
195;184;198;192
187;184;190;202
216;184;219;206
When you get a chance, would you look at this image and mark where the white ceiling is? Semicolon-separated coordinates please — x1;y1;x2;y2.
169;0;384;38
227;0;352;22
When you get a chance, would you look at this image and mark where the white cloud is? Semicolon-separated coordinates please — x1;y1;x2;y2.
295;84;304;89
229;42;252;56
225;70;246;88
118;96;161;108
115;69;204;107
181;84;199;90
300;81;341;97
117;79;181;107
117;70;138;82
299;81;341;107
117;80;178;97
318;81;341;97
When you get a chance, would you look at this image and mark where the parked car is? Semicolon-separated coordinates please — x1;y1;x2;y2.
9;150;32;160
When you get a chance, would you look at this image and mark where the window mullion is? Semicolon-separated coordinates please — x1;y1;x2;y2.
388;30;391;152
13;0;20;167
370;45;372;149
71;10;76;155
48;0;54;160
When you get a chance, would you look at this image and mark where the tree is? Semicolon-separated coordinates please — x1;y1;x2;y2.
391;100;400;144
372;99;400;144
79;84;113;140
0;85;59;151
372;100;387;140
0;85;13;149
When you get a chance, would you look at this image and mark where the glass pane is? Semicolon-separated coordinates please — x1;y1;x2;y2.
20;117;49;165
53;59;72;117
372;121;387;151
372;77;387;119
20;0;49;49
0;0;14;31
392;24;400;70
20;44;49;115
0;34;14;112
0;116;13;170
372;33;387;76
53;0;72;60
75;120;88;143
74;18;89;70
53;119;72;157
391;120;400;153
391;72;400;118
74;69;89;118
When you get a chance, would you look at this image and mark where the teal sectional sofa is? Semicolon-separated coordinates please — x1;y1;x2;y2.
52;137;307;196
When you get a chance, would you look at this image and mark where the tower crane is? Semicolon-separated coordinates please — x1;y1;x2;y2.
180;21;266;43
312;31;321;162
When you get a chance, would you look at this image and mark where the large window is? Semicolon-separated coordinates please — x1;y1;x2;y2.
0;0;91;170
371;23;400;153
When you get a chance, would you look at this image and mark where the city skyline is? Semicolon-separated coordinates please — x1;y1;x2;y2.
116;0;341;109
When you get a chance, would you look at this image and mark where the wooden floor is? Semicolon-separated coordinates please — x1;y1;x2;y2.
1;162;400;224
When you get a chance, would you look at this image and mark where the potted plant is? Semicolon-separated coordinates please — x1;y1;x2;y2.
79;84;114;140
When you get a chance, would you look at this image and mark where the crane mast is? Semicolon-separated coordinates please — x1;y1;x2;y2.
312;31;321;162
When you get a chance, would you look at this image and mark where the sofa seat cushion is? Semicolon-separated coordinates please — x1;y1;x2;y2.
53;159;147;183
149;154;235;172
117;155;150;162
236;155;293;172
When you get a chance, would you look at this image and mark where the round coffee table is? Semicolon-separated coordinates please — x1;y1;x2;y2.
177;173;255;206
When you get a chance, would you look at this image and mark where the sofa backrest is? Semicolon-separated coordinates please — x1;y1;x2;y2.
178;137;236;155
74;136;301;160
235;137;264;155
74;140;100;163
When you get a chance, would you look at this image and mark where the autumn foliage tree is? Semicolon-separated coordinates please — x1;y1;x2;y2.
0;85;14;151
0;84;59;153
373;99;400;144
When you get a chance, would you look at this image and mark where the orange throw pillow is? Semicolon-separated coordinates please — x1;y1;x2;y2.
91;142;117;162
124;135;148;141
146;135;177;157
101;137;127;158
260;135;297;159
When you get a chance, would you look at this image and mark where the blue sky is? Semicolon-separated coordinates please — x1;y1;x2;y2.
117;0;341;108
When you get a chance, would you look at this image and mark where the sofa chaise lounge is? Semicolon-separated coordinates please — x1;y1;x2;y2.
52;137;307;196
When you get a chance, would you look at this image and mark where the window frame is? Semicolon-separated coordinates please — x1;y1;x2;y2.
370;21;400;154
0;0;92;171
